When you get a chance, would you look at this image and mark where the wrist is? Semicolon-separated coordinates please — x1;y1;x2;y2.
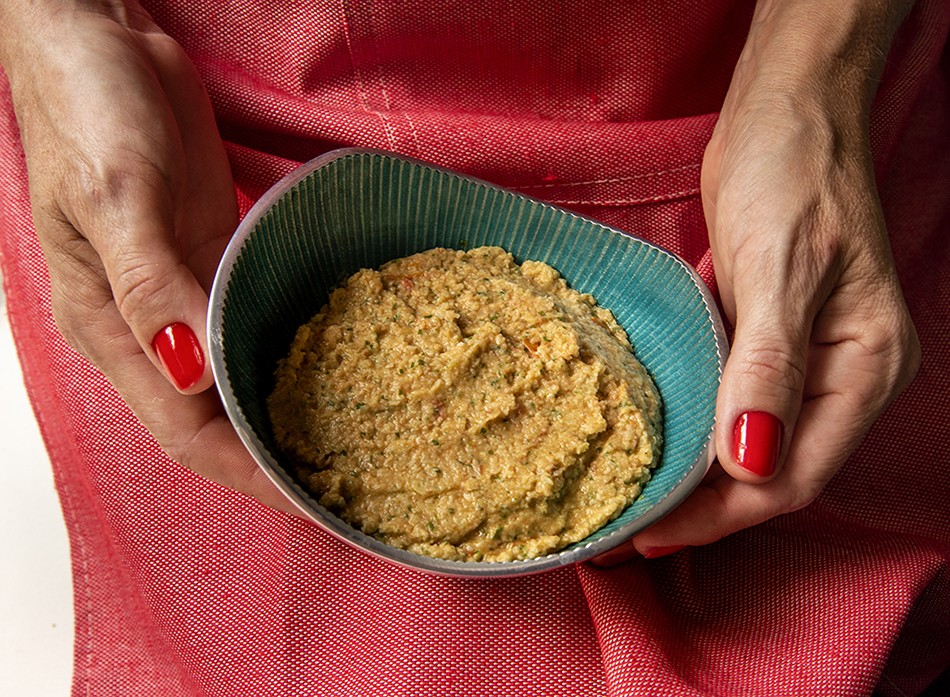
716;0;915;156
747;0;913;91
0;1;74;73
743;0;913;112
0;1;135;71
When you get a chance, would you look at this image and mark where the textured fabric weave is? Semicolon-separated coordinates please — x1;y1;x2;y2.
1;1;948;695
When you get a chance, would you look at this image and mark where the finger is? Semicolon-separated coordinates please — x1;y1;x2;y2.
139;32;238;289
627;385;873;554
712;228;837;483
593;474;778;565
590;464;729;566
122;344;301;517
624;477;790;554
76;165;214;395
808;281;921;402
617;307;911;557
801;340;904;471
715;314;807;483
120;347;301;517
44;233;299;516
27;22;234;394
54;50;224;395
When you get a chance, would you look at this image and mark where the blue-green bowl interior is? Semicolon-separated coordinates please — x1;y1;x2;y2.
218;151;723;561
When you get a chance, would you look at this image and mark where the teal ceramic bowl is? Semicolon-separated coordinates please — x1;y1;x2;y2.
209;148;728;577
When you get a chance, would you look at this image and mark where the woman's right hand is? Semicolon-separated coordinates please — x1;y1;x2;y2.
0;0;297;514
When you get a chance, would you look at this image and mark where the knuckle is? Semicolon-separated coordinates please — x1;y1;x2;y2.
61;143;177;230
48;279;114;367
43;248;112;359
882;333;921;396
786;491;818;515
782;495;818;515
858;309;921;395
49;288;84;352
163;441;188;470
893;317;922;388
735;343;806;396
111;255;170;325
159;413;212;469
82;160;171;215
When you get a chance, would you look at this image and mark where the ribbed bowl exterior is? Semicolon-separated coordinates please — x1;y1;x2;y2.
209;149;728;577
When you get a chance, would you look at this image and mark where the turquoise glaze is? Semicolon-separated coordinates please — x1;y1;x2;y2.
209;149;729;577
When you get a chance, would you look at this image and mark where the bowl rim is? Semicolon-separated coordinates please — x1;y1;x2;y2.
208;147;730;578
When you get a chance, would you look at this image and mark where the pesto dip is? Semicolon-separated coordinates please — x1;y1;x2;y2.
268;246;662;562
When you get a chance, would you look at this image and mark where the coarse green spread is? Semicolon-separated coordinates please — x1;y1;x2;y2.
267;246;662;562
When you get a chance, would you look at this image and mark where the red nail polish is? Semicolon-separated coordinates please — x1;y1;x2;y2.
733;411;783;477
152;322;205;390
642;544;686;559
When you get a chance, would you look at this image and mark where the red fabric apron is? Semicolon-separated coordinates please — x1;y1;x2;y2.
1;1;948;695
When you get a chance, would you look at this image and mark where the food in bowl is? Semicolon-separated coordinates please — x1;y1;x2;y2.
267;246;663;562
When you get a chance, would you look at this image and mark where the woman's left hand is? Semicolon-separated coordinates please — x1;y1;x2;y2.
597;0;920;564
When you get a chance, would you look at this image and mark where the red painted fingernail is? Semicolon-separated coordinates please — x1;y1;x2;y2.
152;322;205;390
733;411;783;477
642;545;687;559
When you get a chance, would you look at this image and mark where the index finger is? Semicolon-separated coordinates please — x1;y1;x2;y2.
627;389;865;555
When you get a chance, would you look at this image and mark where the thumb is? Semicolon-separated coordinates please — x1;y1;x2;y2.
105;214;213;396
716;295;809;483
68;168;215;396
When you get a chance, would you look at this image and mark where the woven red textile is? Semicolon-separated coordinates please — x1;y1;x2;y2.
1;1;948;695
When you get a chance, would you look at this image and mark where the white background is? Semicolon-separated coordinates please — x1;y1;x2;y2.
0;282;73;694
